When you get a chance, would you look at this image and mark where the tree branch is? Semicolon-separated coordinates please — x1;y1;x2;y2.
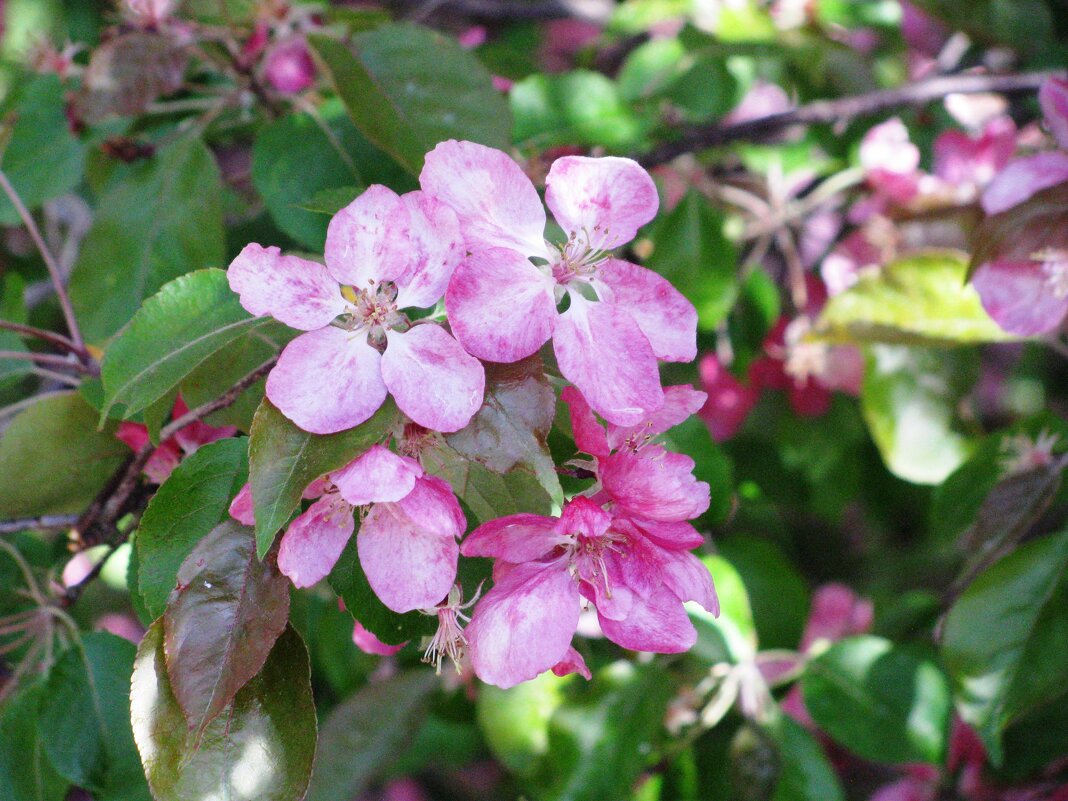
0;320;79;354
0;350;94;374
640;71;1059;167
159;356;276;441
0;514;79;535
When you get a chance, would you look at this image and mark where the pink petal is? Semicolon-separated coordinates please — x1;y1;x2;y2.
590;259;697;362
357;476;462;613
466;560;580;689
419;140;549;259
601;447;710;522
860;118;920;176
658;549;718;614
553;294;664;427
461;513;566;561
981;152;1068;215
352;620;406;656
116;422;149;452
266;327;387;434
332;444;423;507
557;496;611;540
172;419;236;454
324;185;412;287
551;647;591;680
799;583;874;651
560;385;611;458
394;191;463;310
1040;76;1068;151
381;324;485;433
620;517;705;550
598;584;696;653
698;354;759;442
972;259;1068;336
303;477;331;499
143;441;182;484
607;384;706;450
544;156;658;251
227;243;345;330
278;493;355;588
229;483;255;526
445;247;557;363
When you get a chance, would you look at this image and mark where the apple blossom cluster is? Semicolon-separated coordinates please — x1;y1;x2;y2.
223;140;714;686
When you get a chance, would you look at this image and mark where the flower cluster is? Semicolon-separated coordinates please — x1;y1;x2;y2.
226;140;712;685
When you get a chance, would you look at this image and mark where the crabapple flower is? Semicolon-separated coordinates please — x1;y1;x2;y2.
116;396;235;484
420;140;697;426
228;185;485;435
461;496;716;688
697;354;759;442
262;37;316;94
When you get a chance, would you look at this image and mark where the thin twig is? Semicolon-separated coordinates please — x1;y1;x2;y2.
159;356;276;440
0;515;80;535
399;0;613;22
0;320;78;353
640;71;1059;167
0;350;93;373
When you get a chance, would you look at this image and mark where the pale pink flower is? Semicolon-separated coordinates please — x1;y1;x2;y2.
124;0;177;28
420;140;696;426
228;186;485;434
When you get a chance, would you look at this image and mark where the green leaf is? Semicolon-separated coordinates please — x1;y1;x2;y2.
306;671;437;801
299;184;365;216
477;671;571;779
423;443;554;522
131;622;317;801
644;191;739;330
688;555;756;664
69;136;225;343
100;268;277;420
813;251;1015;346
0;683;69;801
0;75;85;225
137;438;249;618
941;532;1068;764
768;715;845;801
37;633;149;799
0;392;128;517
861;345;976;485
801;635;951;764
162;520;290;738
308;24;511;175
329;536;434;645
0;273;31;385
248;398;399;556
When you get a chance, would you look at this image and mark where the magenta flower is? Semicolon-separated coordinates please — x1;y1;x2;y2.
697;354;759;442
262;37;316;95
116;396;235;484
460;496;716;688
228;185;485;434
419;140;697;426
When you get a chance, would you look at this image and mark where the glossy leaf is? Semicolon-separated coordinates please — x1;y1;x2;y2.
70;137;225;343
162;520;291;737
688;555;756;664
0;683;68;801
801;635;951;764
306;671;437;801
0;392;127;517
137;438;249;619
769;714;845;801
132;622;317;801
477;671;571;779
247;398;399;556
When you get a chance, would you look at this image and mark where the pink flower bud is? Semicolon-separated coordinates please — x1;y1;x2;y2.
263;37;317;95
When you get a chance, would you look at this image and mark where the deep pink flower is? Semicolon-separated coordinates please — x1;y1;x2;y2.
263;37;316;95
933;117;1016;192
697;354;760;442
420;140;696;426
352;619;405;656
461;496;716;688
228;186;485;434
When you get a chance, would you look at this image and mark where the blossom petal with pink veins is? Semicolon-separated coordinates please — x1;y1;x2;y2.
1040;76;1068;151
658;550;718;614
266;327;387;434
332;445;423;507
396;475;467;541
419;140;549;259
395;191;463;309
623;517;705;550
608;385;706;451
560;386;611;458
556;496;611;539
446;247;557;363
227;243;345;330
590;259;697;362
324;185;412;287
302;477;331;499
466;560;580;689
278;493;354;588
229;483;255;526
461;513;566;561
598;584;696;653
981;152;1068;215
551;647;591;680
544;156;658;251
352;620;405;656
382;324;485;433
553;294;663;427
972;259;1068;336
601;447;710;522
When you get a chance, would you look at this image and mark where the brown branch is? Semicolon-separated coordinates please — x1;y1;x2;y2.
0;321;79;354
640;71;1059;167
0;515;79;535
159;356;276;441
397;0;612;22
0;350;94;374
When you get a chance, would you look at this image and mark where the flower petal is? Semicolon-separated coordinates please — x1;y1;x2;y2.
553;294;663;427
1040;76;1068;151
658;549;718;614
466;560;580;689
608;384;706;451
277;493;355;588
324;185;412;287
698;354;759;442
352;620;406;656
621;517;705;550
382;324;486;433
228;483;255;526
419;140;549;259
560;385;610;459
461;513;566;561
972;259;1068;336
544;156;658;251
557;496;611;540
590;259;697;362
980;152;1068;215
332;444;423;507
266;327;387;434
551;647;591;680
598;584;696;653
395;191;463;310
227;243;345;330
601;447;710;522
446;247;557;363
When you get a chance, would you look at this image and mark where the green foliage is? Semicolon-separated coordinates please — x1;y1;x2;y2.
0;683;68;801
768;715;845;801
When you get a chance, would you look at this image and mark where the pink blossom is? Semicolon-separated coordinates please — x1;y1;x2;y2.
124;0;177;28
352;620;405;657
228;186;485;434
461;496;716;688
263;37;316;95
1040;76;1068;151
899;1;950;57
933;116;1016;195
697;354;759;442
860;118;922;207
421;140;696;426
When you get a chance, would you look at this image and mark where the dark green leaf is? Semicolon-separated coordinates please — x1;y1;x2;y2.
299;184;366;216
132;622;316;801
0;683;69;801
162;520;290;737
768;715;845;801
137;438;249;619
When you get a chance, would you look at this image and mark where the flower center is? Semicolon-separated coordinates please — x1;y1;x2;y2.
567;528;628;600
338;280;409;343
1035;249;1068;299
420;585;478;674
550;227;612;284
